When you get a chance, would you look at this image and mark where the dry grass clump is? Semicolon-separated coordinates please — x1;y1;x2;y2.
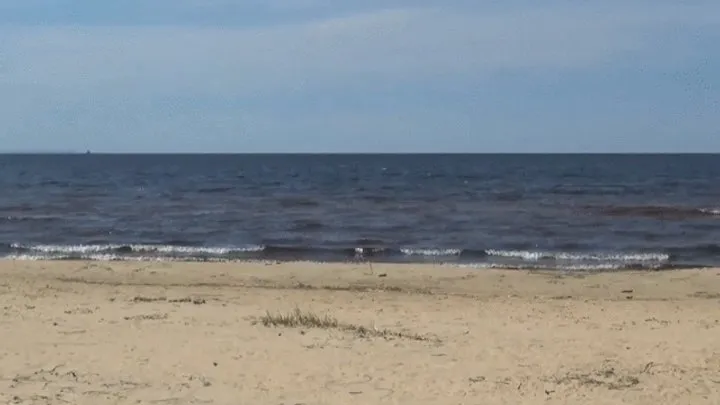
259;308;436;342
261;307;339;328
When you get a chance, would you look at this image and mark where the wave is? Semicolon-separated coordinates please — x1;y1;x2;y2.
9;243;264;256
400;248;463;256
594;205;720;220
196;186;234;194
3;253;229;262
667;244;720;257
290;220;325;232
0;242;686;270
484;249;670;263
2;215;63;222
277;197;320;208
699;208;720;216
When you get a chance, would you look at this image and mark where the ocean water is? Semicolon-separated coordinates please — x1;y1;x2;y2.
0;154;719;270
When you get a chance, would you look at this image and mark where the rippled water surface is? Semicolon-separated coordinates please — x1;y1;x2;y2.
1;154;719;270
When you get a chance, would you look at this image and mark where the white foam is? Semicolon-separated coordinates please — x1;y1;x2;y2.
10;243;265;255
485;249;669;262
699;208;720;216
10;243;122;253
1;254;228;262
485;249;546;260
400;248;462;256
127;244;264;254
2;254;52;261
4;214;61;221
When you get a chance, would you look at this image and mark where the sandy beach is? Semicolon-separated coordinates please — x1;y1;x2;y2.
1;260;719;404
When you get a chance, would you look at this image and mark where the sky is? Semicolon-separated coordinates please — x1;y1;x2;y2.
0;1;718;153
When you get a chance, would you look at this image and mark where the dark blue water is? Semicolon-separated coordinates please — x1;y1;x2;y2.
1;154;719;270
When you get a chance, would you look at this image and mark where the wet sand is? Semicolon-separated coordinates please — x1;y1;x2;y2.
1;260;719;404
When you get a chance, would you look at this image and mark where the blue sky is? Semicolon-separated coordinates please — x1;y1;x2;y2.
0;1;718;152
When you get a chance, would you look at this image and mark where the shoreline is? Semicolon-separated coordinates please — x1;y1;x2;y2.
0;256;699;272
2;261;719;404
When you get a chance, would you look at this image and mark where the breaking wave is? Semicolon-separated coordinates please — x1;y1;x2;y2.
0;242;684;270
484;249;670;263
8;243;264;256
400;248;463;256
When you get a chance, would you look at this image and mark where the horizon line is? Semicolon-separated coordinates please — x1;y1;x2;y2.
1;151;720;155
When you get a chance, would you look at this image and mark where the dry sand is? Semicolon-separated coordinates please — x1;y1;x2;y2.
1;260;719;404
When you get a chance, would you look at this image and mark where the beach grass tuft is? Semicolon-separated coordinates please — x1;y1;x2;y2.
261;307;339;328
259;307;436;342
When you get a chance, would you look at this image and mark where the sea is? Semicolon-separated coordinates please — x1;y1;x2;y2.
1;154;719;271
